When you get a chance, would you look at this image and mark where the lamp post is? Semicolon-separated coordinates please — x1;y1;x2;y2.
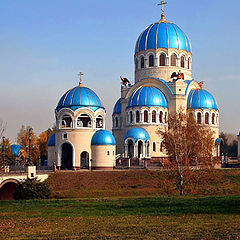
28;128;33;166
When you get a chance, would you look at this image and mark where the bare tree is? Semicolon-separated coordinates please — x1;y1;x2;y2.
158;111;215;195
0;120;6;139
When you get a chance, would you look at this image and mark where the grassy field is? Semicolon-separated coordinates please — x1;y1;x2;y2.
1;169;240;239
0;196;240;239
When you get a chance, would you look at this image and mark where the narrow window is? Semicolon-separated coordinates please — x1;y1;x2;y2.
107;151;110;156
115;117;118;128
149;54;154;67
165;112;168;123
159;111;163;123
212;113;215;125
171;54;177;66
141;56;145;69
181;56;185;68
160;53;166;66
136;111;140;123
144;110;148;123
63;133;68;140
96;115;103;128
205;113;209;124
188;57;191;69
197;112;202;124
153;142;156;152
130;112;133;124
160;142;163;152
152;110;156;123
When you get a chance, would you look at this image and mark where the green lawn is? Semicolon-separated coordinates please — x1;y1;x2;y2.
1;196;240;239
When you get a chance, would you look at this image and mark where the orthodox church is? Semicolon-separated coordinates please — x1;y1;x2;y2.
48;4;220;170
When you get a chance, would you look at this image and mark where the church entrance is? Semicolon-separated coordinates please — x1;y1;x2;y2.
138;141;143;158
61;143;73;170
127;140;134;158
80;151;89;169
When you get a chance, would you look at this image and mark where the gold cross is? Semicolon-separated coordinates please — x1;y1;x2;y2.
78;72;84;86
158;1;168;20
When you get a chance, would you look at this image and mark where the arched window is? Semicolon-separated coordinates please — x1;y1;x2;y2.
141;56;145;69
77;114;92;128
188;57;191;69
149;54;154;67
212;113;215;125
165;112;168;123
181;56;185;68
159;111;163;123
160;53;166;66
153;142;156;152
160;142;163;152
152;110;156;123
144;110;148;123
136;111;140;123
197;112;202;124
61;115;73;128
205;113;209;124
96;115;103;128
130;111;133;124
115;117;118;128
171;53;177;66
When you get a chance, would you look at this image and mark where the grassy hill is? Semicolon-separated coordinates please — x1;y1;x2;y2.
46;169;240;198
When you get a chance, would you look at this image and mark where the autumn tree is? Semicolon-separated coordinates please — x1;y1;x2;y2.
158;111;215;195
38;127;55;164
0;137;14;166
17;125;40;165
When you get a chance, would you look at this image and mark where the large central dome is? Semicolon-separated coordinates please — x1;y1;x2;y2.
135;21;192;54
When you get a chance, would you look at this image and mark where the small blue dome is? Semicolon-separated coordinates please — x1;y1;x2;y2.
48;133;56;147
124;128;150;143
11;145;22;158
128;86;168;109
113;99;121;114
91;130;116;146
187;89;218;110
56;86;104;112
135;21;192;53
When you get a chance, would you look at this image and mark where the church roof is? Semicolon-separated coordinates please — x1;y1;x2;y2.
127;86;168;109
91;130;116;146
113;98;121;114
56;86;104;112
135;21;192;54
187;89;218;110
124;127;150;143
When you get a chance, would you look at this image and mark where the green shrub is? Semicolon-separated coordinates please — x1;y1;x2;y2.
13;178;50;200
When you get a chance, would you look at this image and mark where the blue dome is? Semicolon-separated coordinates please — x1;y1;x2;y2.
48;133;56;147
91;130;116;146
124;128;150;143
187;89;218;110
113;99;121;114
128;86;168;109
11;145;22;158
56;86;104;112
135;21;192;54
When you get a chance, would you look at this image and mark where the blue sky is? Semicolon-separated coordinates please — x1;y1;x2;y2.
0;0;239;141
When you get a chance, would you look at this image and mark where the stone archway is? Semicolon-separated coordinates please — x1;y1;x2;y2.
0;179;19;200
80;151;89;169
61;143;73;170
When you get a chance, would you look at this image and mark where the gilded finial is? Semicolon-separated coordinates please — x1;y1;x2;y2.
78;72;84;86
158;0;168;22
